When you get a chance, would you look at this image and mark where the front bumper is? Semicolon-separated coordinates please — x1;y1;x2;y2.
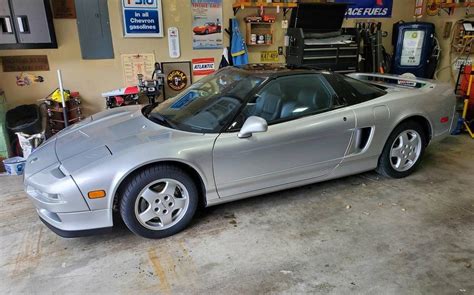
39;214;112;238
25;162;113;235
36;207;112;234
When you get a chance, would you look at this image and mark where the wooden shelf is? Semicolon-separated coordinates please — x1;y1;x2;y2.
233;1;297;16
439;2;474;8
438;2;474;15
246;21;275;24
247;43;273;46
246;21;274;47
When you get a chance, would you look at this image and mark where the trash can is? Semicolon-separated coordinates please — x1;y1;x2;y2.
2;156;26;175
6;104;43;135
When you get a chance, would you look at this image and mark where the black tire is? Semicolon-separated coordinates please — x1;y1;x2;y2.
119;165;198;239
376;120;427;178
205;29;209;34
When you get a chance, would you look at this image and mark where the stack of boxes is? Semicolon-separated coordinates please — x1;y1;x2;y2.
0;90;10;171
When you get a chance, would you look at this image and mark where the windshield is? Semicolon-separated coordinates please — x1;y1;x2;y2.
146;67;265;133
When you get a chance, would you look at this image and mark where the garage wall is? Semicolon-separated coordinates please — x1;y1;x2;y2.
0;0;415;115
421;9;471;83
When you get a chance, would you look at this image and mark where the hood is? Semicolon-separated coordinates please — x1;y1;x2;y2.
25;105;209;178
55;105;161;161
25;106;145;178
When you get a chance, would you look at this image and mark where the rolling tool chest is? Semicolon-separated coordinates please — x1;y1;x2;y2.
286;3;360;73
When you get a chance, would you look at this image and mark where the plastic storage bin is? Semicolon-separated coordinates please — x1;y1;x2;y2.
2;157;26;175
6;104;42;135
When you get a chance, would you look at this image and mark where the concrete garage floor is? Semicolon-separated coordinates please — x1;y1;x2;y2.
0;136;473;294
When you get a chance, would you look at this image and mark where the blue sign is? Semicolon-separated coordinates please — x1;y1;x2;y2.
335;0;393;18
122;0;163;37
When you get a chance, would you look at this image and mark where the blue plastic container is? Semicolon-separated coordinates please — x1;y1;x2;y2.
2;157;26;175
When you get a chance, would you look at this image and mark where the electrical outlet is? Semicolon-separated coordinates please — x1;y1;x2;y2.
278;47;284;55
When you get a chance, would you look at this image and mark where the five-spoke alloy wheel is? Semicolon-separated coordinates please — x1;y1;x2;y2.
389;129;422;172
135;179;190;230
377;121;427;178
120;165;198;239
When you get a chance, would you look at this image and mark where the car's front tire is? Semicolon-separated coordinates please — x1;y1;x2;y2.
376;121;427;178
119;165;198;239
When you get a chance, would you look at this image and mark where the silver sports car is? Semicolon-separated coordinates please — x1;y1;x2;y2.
24;65;456;239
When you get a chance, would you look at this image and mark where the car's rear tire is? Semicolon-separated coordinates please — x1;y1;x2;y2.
376;120;427;178
119;165;198;239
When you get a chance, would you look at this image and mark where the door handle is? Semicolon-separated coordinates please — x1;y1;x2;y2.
1;16;13;33
16;16;29;33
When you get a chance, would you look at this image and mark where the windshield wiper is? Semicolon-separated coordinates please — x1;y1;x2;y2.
148;112;174;128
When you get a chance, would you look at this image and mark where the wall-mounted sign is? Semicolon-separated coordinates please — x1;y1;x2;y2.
122;0;164;37
261;51;279;63
121;53;156;85
52;0;76;19
161;62;192;99
192;58;215;76
1;55;49;72
191;0;223;50
335;0;393;18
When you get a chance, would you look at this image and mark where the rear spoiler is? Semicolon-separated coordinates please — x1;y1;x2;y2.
347;73;435;90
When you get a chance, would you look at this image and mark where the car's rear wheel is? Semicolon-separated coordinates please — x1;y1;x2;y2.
119;165;198;239
376;121;427;178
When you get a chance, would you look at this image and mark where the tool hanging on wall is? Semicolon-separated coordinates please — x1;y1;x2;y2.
356;21;390;74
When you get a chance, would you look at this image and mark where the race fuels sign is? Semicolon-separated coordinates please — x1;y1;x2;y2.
122;0;164;37
335;0;393;18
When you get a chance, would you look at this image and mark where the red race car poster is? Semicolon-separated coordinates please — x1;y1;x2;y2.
191;0;223;49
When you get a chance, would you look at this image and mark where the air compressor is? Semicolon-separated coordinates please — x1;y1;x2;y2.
391;22;438;78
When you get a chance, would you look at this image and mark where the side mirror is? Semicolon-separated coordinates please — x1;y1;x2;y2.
238;116;268;138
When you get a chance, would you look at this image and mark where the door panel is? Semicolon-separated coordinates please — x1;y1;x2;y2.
11;0;51;43
0;0;16;44
213;108;356;198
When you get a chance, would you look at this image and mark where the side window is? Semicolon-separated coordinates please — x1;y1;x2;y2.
327;74;386;105
278;75;334;120
232;74;335;131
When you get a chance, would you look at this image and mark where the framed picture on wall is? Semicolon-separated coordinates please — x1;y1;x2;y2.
191;0;223;49
122;0;164;37
161;62;193;100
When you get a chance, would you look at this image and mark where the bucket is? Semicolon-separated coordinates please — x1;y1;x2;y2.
2;157;26;176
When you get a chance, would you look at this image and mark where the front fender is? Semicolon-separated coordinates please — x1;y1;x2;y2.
71;134;218;212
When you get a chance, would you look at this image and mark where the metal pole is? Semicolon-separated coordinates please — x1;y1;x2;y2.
57;70;69;127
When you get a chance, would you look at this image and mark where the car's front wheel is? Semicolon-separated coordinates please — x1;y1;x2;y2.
119;165;198;239
376;121;427;178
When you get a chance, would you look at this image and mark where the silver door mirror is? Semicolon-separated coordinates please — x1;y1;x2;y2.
238;116;268;138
